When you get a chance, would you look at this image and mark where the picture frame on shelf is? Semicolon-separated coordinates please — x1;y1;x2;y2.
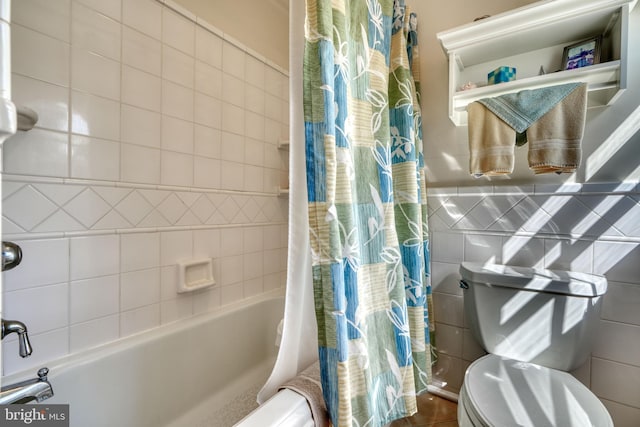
562;36;602;70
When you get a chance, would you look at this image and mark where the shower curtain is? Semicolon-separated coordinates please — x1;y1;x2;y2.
304;0;433;425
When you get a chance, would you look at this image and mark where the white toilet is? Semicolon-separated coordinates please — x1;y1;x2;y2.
457;262;613;427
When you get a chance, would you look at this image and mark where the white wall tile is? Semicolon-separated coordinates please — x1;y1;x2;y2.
220;228;243;256
12;74;69;132
120;304;160;337
593;320;640;367
12;0;71;42
194;124;220;158
120;143;161;184
544;238;594;273
243;277;264;298
501;235;545;268
75;0;121;22
2;128;69;177
193;92;221;129
12;25;70;86
122;65;161;111
70;135;120;181
2;238;69;291
3;283;68;335
162;7;194;55
264;93;283;123
222;41;245;78
432;353;463;393
243;252;263;280
193;156;220;189
192;287;220;314
122;26;161;75
220;161;244;191
121;232;160;272
160;230;193;266
70;315;119;352
602;399;640;427
160;295;193;324
431;232;463;264
594;241;640;284
123;0;162;40
161;151;193;187
70;234;119;280
222;73;244;107
433;293;463;327
121;268;160;311
193;229;220;259
220;131;244;163
71;2;121;60
121;104;161;148
162;45;194;88
162;80;194;121
592;358;640;408
245;84;265;115
219;254;243;285
245;112;265;141
243;165;263;193
462;328;486;361
220;282;244;305
161;115;194;154
463;234;502;264
70;275;119;323
195;60;221;98
71;90;120;140
601;282;640;326
195;26;222;69
221;103;245;135
245;55;265;89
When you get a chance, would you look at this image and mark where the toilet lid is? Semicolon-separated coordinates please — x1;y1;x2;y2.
464;355;613;427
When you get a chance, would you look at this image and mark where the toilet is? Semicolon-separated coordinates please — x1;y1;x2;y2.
457;262;613;427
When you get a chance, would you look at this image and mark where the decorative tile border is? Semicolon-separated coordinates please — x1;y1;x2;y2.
2;175;287;240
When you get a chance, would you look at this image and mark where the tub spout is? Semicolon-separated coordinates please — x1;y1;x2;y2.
1;319;33;357
0;368;54;404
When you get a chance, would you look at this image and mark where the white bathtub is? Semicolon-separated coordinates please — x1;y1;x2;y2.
2;291;284;427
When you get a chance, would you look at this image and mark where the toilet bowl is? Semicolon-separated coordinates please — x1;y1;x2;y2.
458;262;612;427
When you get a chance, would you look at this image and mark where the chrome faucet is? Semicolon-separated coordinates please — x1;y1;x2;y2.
1;319;33;357
0;367;54;404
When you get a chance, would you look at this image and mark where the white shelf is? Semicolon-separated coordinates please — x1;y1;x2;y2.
278;139;290;150
437;0;637;126
277;187;289;197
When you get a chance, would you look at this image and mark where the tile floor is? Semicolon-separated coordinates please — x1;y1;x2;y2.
388;393;458;427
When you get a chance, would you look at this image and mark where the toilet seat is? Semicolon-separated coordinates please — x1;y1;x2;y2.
461;354;613;427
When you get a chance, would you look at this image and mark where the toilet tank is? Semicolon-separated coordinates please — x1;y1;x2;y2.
459;262;607;372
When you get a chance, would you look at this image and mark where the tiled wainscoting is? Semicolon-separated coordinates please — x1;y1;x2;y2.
1;0;289;376
427;183;640;426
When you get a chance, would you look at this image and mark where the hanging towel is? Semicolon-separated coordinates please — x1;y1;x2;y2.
467;101;516;176
527;83;588;174
477;82;582;134
279;362;329;427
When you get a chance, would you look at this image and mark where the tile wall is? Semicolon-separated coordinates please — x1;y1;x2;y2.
1;0;289;376
428;183;640;426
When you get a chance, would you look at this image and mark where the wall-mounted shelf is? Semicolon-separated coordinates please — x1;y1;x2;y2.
437;0;637;126
278;139;290;150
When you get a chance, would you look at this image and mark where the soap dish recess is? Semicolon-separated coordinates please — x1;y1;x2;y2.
178;258;215;293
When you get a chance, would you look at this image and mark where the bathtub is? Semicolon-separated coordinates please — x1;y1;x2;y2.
1;291;284;427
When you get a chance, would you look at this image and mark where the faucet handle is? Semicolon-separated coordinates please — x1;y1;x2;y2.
37;368;49;381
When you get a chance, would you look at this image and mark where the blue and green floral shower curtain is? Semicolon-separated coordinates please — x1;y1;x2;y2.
304;0;433;425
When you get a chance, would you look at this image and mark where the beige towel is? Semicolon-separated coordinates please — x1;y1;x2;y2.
279;362;329;426
527;83;587;174
467;101;516;176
